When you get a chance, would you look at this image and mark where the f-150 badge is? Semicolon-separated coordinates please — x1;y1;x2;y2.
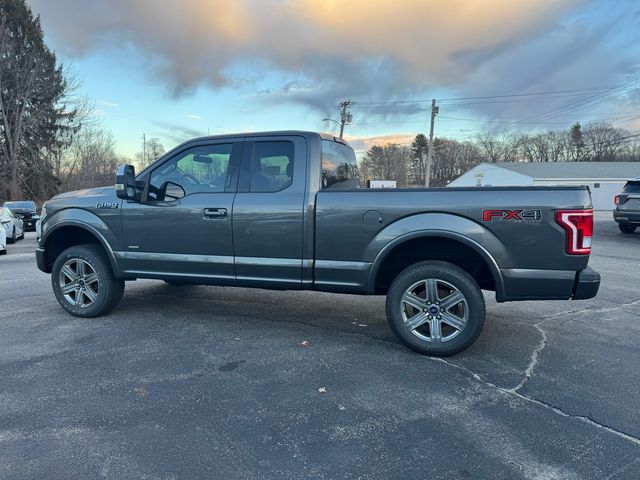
96;202;119;209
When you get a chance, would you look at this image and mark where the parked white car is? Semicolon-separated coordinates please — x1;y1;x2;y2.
0;207;24;243
0;224;6;255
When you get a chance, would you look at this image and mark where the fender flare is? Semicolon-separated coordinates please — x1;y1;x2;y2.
366;216;506;300
42;216;121;277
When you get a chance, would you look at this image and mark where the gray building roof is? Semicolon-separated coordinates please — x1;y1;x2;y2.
494;162;640;180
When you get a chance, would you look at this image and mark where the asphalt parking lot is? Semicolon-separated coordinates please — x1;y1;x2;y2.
1;215;639;480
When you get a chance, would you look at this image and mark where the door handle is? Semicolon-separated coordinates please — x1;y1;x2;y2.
203;208;227;219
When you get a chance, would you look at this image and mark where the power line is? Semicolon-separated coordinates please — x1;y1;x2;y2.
610;113;640;126
476;84;634;136
350;83;629;107
437;112;640;125
513;86;630;125
437;84;627;102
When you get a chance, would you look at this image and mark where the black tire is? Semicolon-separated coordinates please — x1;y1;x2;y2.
386;261;485;356
619;223;637;234
51;244;125;317
7;227;16;244
18;230;24;240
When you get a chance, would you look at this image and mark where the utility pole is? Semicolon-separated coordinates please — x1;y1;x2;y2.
338;100;352;139
425;98;439;187
142;133;146;166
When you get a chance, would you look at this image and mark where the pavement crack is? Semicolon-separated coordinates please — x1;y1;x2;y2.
536;298;640;325
505;390;640;448
425;355;640;448
429;357;488;384
507;323;548;393
535;308;591;323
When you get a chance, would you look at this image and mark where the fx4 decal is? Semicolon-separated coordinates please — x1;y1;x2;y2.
483;209;541;222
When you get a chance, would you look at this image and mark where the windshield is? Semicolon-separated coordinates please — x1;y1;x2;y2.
4;201;36;209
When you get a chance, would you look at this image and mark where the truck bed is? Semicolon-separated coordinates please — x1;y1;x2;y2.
313;186;593;300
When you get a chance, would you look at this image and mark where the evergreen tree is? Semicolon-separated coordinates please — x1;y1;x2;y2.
570;122;585;162
409;133;428;184
0;0;79;201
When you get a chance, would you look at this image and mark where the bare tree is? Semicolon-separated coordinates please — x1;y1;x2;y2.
135;137;165;170
431;138;481;186
477;132;519;163
61;127;119;191
582;122;629;162
360;144;410;187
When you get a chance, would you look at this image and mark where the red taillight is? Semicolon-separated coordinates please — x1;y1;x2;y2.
555;209;593;255
615;194;628;205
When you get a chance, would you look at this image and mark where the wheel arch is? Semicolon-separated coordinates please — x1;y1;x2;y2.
41;220;120;276
366;214;506;300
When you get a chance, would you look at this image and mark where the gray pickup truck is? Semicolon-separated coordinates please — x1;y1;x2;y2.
36;131;600;355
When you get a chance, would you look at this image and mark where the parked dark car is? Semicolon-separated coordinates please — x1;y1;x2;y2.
613;178;640;234
35;131;600;356
3;200;39;231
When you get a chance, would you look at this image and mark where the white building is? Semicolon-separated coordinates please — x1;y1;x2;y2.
448;162;640;210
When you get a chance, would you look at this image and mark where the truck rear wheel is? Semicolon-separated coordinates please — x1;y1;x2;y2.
386;261;485;356
51;245;124;318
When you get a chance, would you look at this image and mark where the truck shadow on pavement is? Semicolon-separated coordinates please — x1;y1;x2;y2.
113;280;552;389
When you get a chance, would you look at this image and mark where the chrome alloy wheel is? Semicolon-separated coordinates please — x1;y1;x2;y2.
400;278;468;343
58;258;100;308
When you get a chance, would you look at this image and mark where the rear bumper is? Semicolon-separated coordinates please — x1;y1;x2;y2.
500;266;600;301
572;267;600;300
613;209;640;225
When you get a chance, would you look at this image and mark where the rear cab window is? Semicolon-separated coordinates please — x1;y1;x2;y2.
321;140;360;189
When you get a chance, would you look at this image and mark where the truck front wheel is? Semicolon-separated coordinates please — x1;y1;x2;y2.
386;261;485;356
51;245;124;318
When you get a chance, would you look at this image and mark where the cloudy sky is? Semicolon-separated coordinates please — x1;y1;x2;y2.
28;0;640;156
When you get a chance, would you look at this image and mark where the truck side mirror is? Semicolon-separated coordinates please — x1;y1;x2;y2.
115;164;137;201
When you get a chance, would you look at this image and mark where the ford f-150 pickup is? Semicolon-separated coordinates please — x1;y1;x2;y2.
35;131;601;356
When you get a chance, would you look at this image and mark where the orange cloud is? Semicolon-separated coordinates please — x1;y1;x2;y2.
345;133;416;152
